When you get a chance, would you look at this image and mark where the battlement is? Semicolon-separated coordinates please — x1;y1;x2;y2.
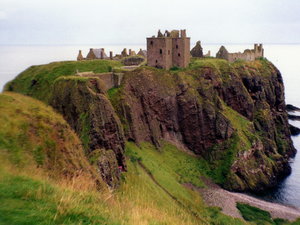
147;29;190;69
154;29;187;39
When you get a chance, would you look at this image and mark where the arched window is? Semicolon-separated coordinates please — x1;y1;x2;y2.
176;45;178;49
159;49;162;54
178;53;181;57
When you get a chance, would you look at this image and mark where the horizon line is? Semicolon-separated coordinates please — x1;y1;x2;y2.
1;42;300;47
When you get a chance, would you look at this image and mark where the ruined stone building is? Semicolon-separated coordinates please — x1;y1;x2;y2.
137;48;147;58
216;44;264;62
190;41;203;57
77;50;84;61
147;29;190;69
77;48;111;61
86;48;109;60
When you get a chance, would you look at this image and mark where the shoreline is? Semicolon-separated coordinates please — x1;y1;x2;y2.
184;179;300;221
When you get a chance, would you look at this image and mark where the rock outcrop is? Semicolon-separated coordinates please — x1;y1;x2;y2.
50;77;126;187
110;59;295;192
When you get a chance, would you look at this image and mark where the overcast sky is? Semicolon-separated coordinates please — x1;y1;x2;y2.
0;0;299;45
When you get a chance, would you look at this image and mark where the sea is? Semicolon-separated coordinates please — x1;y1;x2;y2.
1;44;300;207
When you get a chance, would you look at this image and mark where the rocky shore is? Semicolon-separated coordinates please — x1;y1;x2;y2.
185;179;300;221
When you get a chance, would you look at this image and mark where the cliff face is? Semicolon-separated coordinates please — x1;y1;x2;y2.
5;58;295;193
50;77;126;188
4;60;126;188
110;59;295;192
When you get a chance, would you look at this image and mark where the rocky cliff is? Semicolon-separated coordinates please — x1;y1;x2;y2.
4;60;126;188
50;76;126;188
5;58;295;193
109;58;295;192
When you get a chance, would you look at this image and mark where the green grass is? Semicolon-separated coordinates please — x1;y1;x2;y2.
4;60;122;103
79;113;91;153
237;202;273;224
222;101;256;150
107;87;120;100
0;91;246;225
206;134;239;185
3;58;297;224
232;57;276;78
0;162;121;225
0;92;100;182
236;203;295;225
124;142;246;225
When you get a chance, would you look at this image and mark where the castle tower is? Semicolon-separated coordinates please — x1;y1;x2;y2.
146;29;190;69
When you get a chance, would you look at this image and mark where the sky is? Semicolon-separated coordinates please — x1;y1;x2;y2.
0;0;300;45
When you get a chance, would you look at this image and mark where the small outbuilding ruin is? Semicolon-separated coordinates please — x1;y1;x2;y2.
216;44;264;62
190;41;203;58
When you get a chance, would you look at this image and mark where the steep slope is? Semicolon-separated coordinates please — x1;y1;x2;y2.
0;92;105;185
0;93;248;224
50;76;125;187
109;58;295;192
4;60;126;187
0;92;297;225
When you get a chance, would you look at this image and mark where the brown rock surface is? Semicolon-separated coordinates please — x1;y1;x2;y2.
50;77;126;187
110;59;295;192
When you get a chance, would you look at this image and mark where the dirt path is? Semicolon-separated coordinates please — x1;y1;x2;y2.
184;179;300;221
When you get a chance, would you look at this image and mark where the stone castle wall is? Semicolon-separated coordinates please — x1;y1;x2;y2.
217;44;264;62
147;37;173;69
172;37;190;68
147;29;190;69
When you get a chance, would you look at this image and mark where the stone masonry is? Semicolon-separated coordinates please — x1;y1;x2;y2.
216;44;264;62
147;29;190;69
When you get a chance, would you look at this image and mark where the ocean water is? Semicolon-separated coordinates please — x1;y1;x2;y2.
1;44;300;207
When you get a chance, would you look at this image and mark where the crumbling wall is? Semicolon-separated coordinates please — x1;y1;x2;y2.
217;44;264;62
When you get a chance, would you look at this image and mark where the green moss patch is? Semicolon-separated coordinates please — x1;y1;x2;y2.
236;203;291;225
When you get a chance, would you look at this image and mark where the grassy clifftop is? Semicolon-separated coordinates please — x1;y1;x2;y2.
4;60;122;102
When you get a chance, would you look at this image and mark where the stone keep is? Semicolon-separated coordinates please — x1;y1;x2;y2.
147;29;190;69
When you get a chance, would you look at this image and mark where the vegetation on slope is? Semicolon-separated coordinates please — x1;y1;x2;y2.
0;91;244;224
0;92;102;182
0;92;242;224
4;60;122;102
236;203;300;225
107;57;293;192
2;58;297;224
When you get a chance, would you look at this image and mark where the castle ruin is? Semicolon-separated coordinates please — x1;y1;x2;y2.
216;44;264;62
147;29;190;69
